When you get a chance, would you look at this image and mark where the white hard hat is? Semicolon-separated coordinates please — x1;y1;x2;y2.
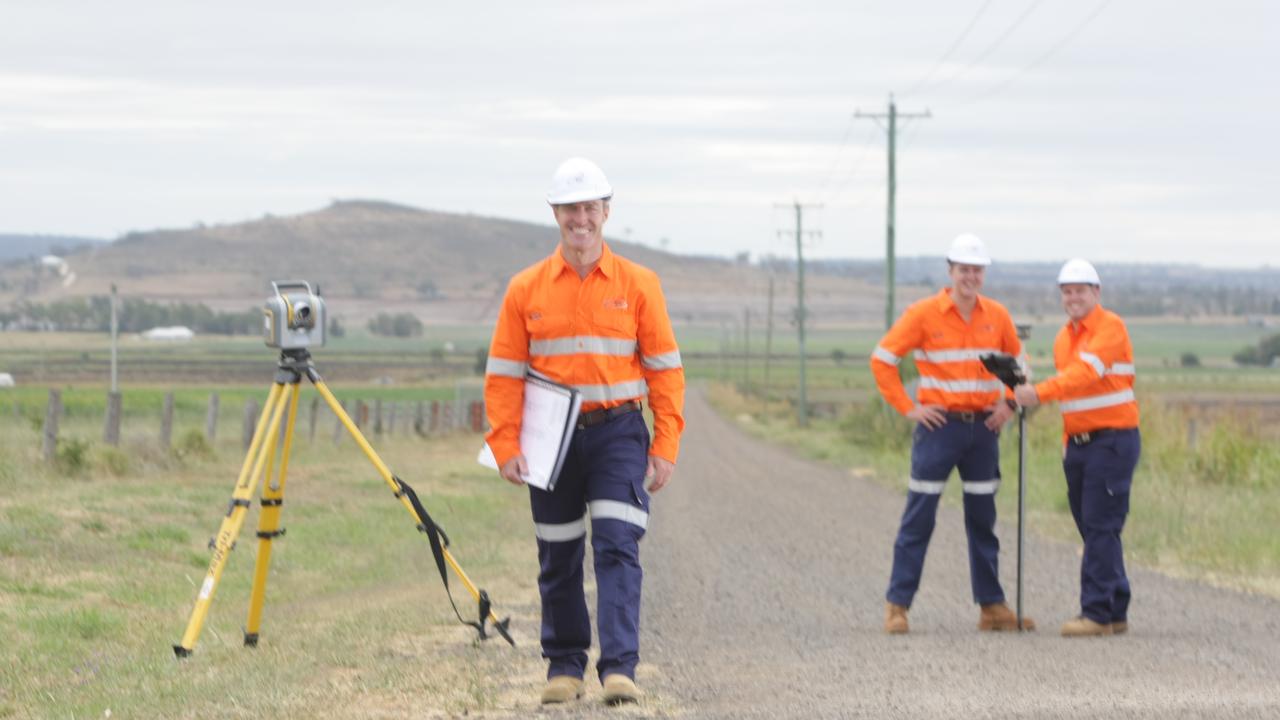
1057;258;1101;285
546;157;613;205
946;233;991;266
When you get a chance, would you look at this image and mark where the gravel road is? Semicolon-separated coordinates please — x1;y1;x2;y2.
626;388;1280;719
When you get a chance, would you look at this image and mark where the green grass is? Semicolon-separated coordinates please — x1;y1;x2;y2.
0;408;547;719
705;380;1280;598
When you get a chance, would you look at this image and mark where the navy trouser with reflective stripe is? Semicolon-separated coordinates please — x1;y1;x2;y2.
1063;428;1140;624
528;409;650;682
887;416;1005;608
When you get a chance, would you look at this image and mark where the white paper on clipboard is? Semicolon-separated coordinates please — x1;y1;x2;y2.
477;371;581;491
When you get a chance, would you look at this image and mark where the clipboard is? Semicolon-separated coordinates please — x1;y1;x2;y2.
478;371;582;491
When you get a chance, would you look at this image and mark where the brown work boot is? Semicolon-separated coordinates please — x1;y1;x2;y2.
1111;620;1129;635
602;674;640;705
978;602;1036;631
884;602;909;634
1060;616;1114;637
540;675;584;704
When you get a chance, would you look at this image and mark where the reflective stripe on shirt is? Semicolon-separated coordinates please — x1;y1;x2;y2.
913;347;1002;363
918;376;1005;394
872;345;901;366
641;350;683;370
485;357;528;378
530;336;638;357
1060;389;1136;414
576;378;648;403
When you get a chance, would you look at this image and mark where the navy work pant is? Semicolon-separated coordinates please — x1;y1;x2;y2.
528;409;650;682
887;415;1005;608
1063;428;1140;624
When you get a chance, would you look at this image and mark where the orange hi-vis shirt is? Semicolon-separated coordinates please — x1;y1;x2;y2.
483;242;686;467
871;288;1024;415
1034;304;1139;436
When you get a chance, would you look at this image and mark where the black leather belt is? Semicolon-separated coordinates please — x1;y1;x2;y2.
947;410;991;423
1070;428;1119;445
576;400;641;429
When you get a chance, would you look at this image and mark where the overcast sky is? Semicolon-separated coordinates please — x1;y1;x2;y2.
2;1;1276;267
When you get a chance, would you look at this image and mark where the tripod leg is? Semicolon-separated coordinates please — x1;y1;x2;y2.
175;382;292;657
244;382;302;646
309;379;503;628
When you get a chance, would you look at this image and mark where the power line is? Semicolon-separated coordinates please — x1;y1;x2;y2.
819;124;881;204
901;0;996;97
951;0;1116;110
923;0;1049;95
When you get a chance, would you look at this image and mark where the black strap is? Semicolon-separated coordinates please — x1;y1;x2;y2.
393;476;514;646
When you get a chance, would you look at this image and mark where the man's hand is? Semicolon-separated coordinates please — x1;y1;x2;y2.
984;399;1016;431
499;454;528;486
1014;383;1040;408
646;455;675;493
906;404;947;430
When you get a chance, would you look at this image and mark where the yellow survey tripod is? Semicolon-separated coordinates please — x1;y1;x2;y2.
173;348;513;658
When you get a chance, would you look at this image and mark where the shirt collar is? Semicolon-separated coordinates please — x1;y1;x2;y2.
551;241;615;280
1074;303;1105;332
935;287;985;316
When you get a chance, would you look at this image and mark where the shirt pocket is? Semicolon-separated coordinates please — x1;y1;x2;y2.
526;313;571;340
592;308;636;337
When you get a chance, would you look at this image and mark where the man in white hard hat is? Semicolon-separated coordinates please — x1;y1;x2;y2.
1014;259;1140;637
482;157;685;704
871;233;1034;634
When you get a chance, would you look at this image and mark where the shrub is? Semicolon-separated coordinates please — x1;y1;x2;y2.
95;446;131;477
55;437;92;475
174;429;213;460
1179;352;1201;368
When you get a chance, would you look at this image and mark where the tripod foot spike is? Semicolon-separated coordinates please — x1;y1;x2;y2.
173;645;192;659
243;632;259;647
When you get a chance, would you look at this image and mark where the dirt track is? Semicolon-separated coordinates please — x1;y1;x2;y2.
611;388;1280;719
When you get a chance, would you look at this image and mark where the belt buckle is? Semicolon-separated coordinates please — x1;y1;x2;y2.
958;411;975;423
1073;432;1092;445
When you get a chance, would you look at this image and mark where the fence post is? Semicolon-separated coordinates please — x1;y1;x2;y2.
42;389;61;463
414;400;425;436
103;391;122;446
470;401;483;432
442;402;454;432
430;401;440;434
242;397;259;451
388;401;398;436
373;398;384;436
160;391;174;449
333;400;347;444
356;401;368;432
205;392;219;444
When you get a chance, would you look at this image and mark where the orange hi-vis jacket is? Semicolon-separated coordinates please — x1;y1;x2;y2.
484;242;686;467
1034;304;1139;436
871;288;1024;415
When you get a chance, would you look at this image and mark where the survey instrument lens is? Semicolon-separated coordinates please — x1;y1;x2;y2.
263;280;326;349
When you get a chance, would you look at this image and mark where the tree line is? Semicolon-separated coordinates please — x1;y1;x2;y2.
0;297;261;334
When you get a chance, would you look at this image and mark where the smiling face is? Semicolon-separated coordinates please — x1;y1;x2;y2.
1060;283;1101;322
948;261;986;303
552;199;610;258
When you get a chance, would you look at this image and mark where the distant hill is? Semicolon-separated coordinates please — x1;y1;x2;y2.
0;234;108;261
0;201;889;324
2;202;1273;326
